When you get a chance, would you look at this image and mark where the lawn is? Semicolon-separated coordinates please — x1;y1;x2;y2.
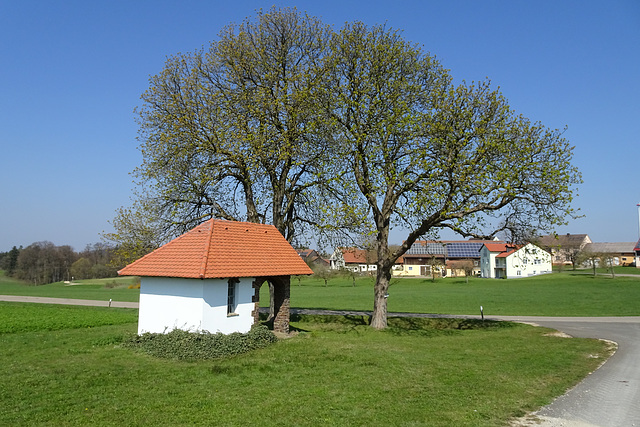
3;271;640;316
0;303;611;426
0;273;140;302
278;272;640;317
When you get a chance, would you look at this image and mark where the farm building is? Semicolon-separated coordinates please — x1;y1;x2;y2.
397;240;500;277
479;242;552;279
118;219;312;335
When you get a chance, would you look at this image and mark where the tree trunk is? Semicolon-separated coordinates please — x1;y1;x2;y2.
370;266;391;329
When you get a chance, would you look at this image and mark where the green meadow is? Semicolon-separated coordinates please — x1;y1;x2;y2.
3;270;640;316
0;273;140;302
281;272;640;317
0;303;612;426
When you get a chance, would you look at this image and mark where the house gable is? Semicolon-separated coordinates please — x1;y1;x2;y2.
480;242;551;279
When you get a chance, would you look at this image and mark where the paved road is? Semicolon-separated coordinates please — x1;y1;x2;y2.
0;295;139;308
2;297;639;425
497;316;640;427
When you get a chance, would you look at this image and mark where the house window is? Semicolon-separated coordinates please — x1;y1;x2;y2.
409;266;413;271
522;258;528;265
227;278;239;316
517;270;521;276
534;259;542;265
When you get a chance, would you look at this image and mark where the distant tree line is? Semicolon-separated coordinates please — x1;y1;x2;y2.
0;242;119;285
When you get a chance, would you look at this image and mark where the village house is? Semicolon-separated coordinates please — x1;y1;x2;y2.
479;242;552;279
537;233;591;266
397;240;499;277
296;248;330;269
118;219;312;335
581;242;639;267
329;247;377;273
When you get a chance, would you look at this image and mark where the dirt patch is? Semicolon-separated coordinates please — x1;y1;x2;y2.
543;331;573;338
510;415;601;426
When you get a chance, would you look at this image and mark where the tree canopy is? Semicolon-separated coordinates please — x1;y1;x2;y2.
321;22;580;327
110;8;581;328
108;8;333;254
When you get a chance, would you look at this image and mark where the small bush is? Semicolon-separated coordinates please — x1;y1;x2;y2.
127;283;140;289
123;324;277;361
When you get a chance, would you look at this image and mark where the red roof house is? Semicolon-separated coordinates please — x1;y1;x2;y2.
119;219;312;334
329;247;378;272
479;242;551;279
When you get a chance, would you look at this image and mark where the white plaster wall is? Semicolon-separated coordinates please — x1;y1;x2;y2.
480;247;496;278
505;243;552;278
202;277;254;334
138;277;255;335
138;277;204;334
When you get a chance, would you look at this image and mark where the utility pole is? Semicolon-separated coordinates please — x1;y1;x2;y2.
637;202;640;239
636;203;640;269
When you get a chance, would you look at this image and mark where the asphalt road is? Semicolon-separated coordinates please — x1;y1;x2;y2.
2;296;639;426
496;315;640;427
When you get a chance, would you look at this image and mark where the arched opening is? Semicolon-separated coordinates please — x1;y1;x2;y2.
252;276;291;334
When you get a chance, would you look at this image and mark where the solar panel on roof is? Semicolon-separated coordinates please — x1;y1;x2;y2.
407;242;483;258
446;242;483;258
406;241;484;258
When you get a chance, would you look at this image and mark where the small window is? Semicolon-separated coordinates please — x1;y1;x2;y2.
409;266;413;271
227;278;239;316
517;270;521;276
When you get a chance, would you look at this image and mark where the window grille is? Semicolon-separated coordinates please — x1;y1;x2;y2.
227;278;239;315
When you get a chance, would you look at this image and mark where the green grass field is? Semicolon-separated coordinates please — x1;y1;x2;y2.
0;273;140;302
0;304;611;426
281;272;640;316
3;271;640;316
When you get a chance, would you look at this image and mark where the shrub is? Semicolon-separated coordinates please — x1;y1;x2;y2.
123;325;277;361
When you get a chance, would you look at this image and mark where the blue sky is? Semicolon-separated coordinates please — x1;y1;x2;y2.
1;0;638;252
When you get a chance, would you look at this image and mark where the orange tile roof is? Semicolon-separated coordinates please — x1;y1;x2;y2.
483;243;509;253
118;219;313;279
482;242;521;258
340;248;371;264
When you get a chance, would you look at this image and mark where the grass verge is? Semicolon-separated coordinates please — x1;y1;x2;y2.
2;270;639;316
0;273;140;302
279;272;640;316
0;303;612;426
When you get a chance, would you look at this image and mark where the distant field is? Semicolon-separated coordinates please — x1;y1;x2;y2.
0;303;610;426
0;273;140;302
278;272;640;317
2;271;639;316
582;266;640;275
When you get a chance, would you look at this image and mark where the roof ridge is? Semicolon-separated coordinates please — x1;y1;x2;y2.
199;219;215;279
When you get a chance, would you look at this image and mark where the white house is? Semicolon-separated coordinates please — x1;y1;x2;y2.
329;247;377;273
480;242;552;279
118;219;312;335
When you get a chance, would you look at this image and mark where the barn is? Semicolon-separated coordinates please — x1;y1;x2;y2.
118;219;312;335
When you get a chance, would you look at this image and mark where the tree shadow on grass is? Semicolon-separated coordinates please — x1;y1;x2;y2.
386;317;517;336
